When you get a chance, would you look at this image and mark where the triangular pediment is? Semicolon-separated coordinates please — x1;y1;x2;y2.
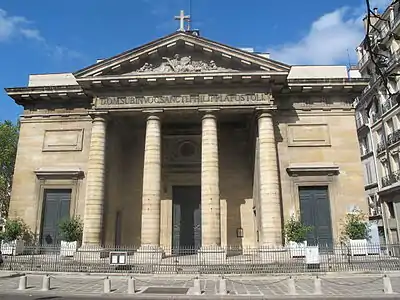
74;32;290;78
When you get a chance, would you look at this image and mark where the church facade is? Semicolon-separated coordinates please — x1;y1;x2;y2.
5;31;368;251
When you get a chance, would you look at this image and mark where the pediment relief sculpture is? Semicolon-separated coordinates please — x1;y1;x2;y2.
130;54;236;74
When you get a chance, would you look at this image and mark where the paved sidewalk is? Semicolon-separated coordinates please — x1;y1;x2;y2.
0;273;399;297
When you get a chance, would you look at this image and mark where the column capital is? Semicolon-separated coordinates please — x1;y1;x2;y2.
255;110;275;120
142;109;164;121
198;108;219;120
88;111;108;122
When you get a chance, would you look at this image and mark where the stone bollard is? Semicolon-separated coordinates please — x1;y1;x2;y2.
383;275;393;294
18;275;27;291
104;277;111;294
314;276;322;295
219;277;227;295
127;277;136;294
287;277;297;295
193;278;201;295
41;275;50;291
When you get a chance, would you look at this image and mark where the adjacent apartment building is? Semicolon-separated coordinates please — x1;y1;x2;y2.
355;1;400;248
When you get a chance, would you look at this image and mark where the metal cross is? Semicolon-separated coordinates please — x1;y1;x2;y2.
175;10;190;32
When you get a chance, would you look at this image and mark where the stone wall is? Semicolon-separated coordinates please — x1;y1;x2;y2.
276;103;367;242
9;115;92;236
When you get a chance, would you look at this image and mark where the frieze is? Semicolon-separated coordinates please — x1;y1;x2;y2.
95;93;273;109
130;54;235;74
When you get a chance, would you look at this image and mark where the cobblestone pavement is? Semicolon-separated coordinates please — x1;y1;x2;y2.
0;273;399;297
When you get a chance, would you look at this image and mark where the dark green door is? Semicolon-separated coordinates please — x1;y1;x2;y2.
172;186;201;255
299;186;333;250
41;189;71;246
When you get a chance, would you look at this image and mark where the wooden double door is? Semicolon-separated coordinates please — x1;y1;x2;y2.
41;189;71;246
172;186;201;255
299;186;334;250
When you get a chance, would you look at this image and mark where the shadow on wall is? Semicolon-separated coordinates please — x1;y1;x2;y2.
219;123;253;251
104;118;145;247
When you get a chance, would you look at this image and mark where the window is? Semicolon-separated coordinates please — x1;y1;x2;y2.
387;202;396;219
364;162;375;185
392;153;400;171
387;119;395;135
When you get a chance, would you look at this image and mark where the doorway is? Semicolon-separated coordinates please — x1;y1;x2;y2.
299;186;334;251
172;186;201;255
41;189;72;246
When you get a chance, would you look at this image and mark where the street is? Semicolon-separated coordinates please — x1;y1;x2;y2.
0;292;400;300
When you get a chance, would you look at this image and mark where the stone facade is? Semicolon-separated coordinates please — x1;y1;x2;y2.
5;31;368;250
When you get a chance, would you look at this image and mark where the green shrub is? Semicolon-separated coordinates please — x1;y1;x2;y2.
2;218;32;242
342;209;370;240
284;215;313;244
59;216;83;242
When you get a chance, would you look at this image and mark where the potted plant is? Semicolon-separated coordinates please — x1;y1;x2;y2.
341;209;370;256
59;216;83;257
284;214;313;258
0;218;31;255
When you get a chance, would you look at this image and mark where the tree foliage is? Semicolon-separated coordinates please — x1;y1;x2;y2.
0;120;19;218
341;209;370;241
284;214;313;244
59;216;83;242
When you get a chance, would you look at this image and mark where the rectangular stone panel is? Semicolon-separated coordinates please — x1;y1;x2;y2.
287;123;330;147
42;129;84;152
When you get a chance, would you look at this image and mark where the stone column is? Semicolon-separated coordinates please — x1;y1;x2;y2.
257;111;282;246
140;114;162;246
201;113;221;248
82;113;107;246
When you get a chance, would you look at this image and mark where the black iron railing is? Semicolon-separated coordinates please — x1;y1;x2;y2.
377;141;386;153
382;169;400;187
0;244;399;274
387;129;400;146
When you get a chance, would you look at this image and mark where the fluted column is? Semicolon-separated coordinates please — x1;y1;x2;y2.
201;113;221;247
82;113;107;246
140;114;162;246
258;111;282;246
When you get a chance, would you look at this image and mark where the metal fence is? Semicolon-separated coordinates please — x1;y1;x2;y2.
1;243;400;275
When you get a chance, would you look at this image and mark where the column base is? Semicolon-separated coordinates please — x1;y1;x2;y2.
198;245;226;265
133;245;164;264
258;245;287;262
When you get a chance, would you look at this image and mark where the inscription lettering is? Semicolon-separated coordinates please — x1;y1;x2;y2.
95;93;272;109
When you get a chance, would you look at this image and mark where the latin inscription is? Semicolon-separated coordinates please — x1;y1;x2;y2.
95;93;272;109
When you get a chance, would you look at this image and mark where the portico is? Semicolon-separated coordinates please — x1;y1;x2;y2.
5;28;369;256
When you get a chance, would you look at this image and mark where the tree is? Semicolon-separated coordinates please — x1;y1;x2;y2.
0;120;19;219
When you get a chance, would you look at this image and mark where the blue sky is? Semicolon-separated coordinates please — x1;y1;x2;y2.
0;0;391;122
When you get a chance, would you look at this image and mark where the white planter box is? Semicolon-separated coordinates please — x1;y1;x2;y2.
1;240;25;256
288;241;307;258
349;239;368;256
60;241;79;257
305;246;320;265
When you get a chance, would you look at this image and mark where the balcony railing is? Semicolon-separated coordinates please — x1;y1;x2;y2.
377;140;386;153
381;95;398;114
387;129;400;146
382;169;400;188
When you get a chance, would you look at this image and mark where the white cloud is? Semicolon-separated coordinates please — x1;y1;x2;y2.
0;8;82;61
269;7;363;65
269;0;392;65
0;8;43;42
